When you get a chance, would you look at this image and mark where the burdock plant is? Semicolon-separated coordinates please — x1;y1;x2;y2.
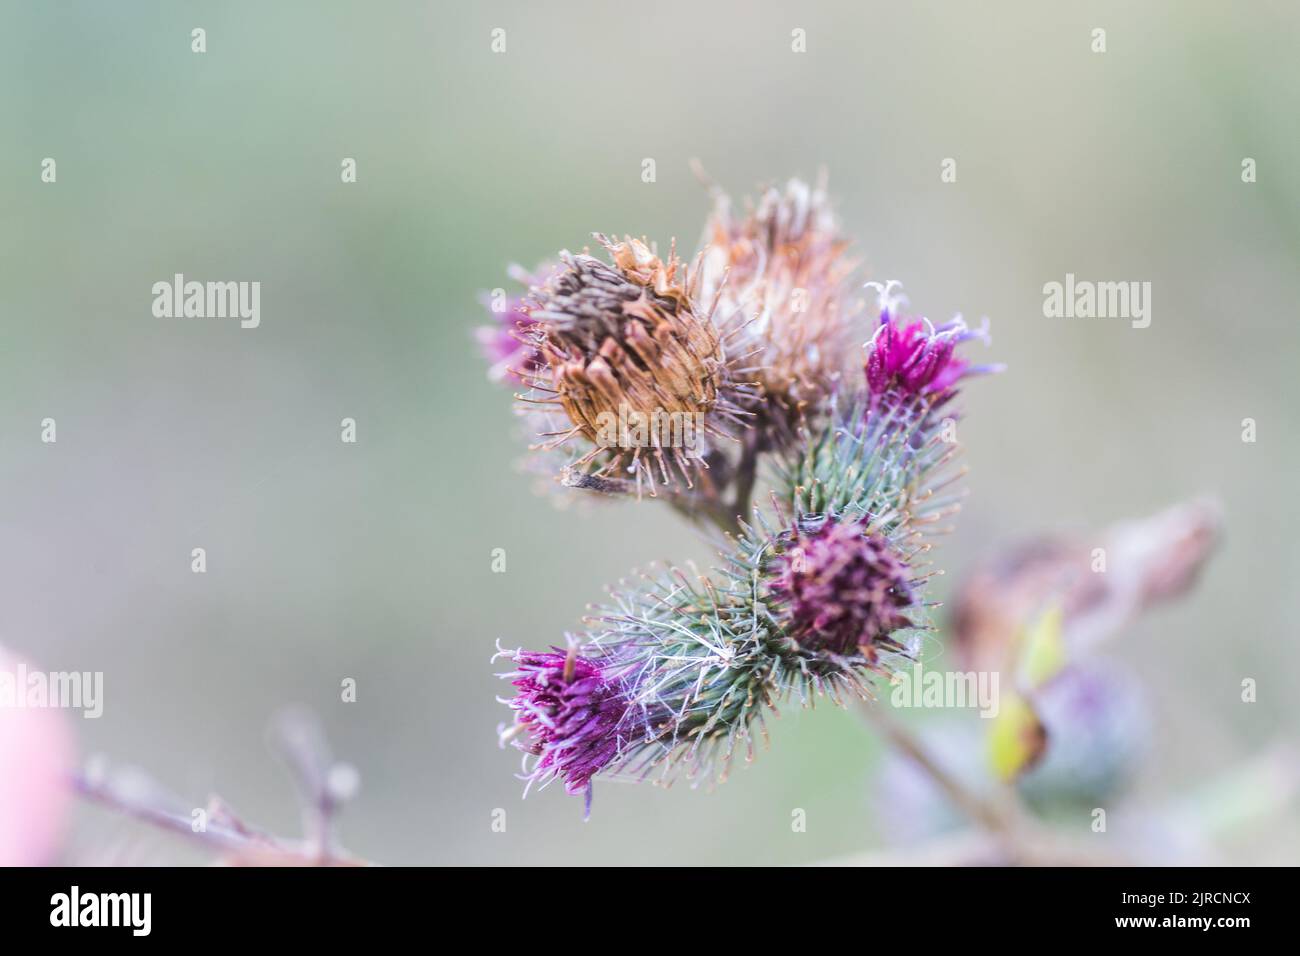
481;173;1001;817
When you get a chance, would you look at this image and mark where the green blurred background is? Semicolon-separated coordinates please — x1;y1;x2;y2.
2;1;1297;864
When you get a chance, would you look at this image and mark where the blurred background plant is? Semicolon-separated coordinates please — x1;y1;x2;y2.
859;498;1300;865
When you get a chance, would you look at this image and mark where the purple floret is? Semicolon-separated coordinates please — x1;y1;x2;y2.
864;309;997;404
771;517;916;658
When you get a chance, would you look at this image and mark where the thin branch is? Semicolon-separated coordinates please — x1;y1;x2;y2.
70;708;369;866
858;701;1016;839
817;826;1132;867
853;702;1131;865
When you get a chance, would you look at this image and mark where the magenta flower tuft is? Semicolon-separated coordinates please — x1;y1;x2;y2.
498;647;629;815
771;517;916;657
861;284;998;404
864;311;992;402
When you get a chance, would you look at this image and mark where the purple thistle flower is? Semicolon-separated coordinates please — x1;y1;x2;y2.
770;516;916;658
475;263;554;384
497;646;630;816
863;311;984;401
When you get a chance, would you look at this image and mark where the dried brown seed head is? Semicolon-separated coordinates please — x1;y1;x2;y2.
521;235;751;494
696;176;864;442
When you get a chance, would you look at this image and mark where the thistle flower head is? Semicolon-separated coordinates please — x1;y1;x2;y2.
484;172;1011;813
583;552;906;788
497;645;631;814
521;235;751;492
769;515;916;658
697;175;863;440
862;282;998;407
864;312;985;404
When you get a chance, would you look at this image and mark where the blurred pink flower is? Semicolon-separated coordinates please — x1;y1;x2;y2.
0;646;75;865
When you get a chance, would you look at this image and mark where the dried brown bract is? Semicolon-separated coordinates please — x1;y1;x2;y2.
695;174;865;444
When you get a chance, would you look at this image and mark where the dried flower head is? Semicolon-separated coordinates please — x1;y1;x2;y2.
697;175;863;439
521;235;751;493
770;515;917;659
496;645;631;814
